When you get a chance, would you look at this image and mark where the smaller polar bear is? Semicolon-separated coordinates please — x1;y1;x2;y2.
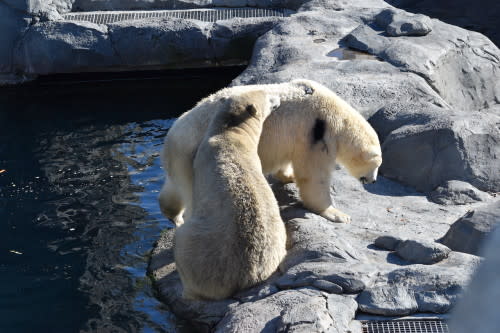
160;79;382;225
174;91;286;300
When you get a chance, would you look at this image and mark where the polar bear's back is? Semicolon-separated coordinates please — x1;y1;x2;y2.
174;92;287;300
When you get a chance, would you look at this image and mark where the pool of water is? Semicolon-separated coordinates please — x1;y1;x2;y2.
0;67;242;332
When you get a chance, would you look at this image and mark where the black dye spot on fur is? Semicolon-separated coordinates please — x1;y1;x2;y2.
246;104;257;117
312;118;326;143
312;118;329;153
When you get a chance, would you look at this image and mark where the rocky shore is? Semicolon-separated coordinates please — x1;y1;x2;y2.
148;0;499;331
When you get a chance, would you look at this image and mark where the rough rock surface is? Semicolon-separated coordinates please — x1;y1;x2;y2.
150;172;487;330
11;16;282;75
232;4;500;193
394;239;451;264
440;201;500;255
429;180;492;205
375;8;432;37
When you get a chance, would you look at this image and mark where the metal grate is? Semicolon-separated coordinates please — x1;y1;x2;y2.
62;8;292;24
362;320;449;333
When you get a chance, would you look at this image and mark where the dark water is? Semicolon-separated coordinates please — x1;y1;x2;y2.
0;67;242;333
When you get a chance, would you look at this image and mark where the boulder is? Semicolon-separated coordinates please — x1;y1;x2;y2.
375;8;432;36
379;111;500;192
357;285;418;316
108;18;212;68
440;201;500;255
429;180;492;205
14;21;117;74
394;239;451;264
374;235;403;250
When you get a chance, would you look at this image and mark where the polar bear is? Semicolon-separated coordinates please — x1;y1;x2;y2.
174;91;286;300
160;79;382;225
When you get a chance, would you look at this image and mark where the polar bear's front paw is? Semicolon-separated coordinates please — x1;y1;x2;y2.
320;207;351;223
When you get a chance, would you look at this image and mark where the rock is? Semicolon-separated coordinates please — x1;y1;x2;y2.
276;260;368;294
280;214;363;271
429;180;492;205
440;201;500;255
380;111;500;192
374;235;402;250
312;280;343;294
395;239;451;264
276;293;334;332
375;8;432;36
344;24;391;54
108;18;212;68
14;21;117;75
358;251;480;316
29;0;64;21
386;0;500;47
211;17;282;62
9;15;281;79
326;294;358;333
357;285;418;316
234;283;279;303
449;226;500;333
215;289;334;333
52;0;73;13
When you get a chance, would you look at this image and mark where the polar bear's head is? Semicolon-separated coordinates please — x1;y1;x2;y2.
342;146;382;184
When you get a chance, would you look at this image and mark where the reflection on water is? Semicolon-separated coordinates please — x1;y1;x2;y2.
0;68;241;332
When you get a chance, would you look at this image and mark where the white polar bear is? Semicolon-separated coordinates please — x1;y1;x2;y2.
159;79;382;225
174;91;286;300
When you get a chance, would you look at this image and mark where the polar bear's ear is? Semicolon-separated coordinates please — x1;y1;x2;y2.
269;96;281;111
246;104;258;117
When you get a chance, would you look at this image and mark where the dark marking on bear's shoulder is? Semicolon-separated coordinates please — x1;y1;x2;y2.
246;104;257;117
312;118;325;143
312;118;329;153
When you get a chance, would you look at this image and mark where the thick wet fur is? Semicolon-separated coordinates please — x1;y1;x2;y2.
174;91;286;300
159;79;382;225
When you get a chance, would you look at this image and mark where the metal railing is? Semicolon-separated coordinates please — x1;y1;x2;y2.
62;7;293;24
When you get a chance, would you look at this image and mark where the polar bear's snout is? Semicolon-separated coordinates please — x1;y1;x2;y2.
360;167;379;184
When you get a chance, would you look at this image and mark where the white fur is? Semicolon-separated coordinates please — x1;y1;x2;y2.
174;91;286;300
160;79;382;225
